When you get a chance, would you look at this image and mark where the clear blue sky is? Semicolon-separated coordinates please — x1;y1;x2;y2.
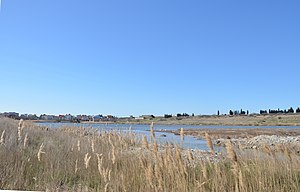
0;0;299;116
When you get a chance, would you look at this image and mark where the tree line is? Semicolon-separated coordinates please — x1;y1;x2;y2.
217;107;300;116
260;107;300;115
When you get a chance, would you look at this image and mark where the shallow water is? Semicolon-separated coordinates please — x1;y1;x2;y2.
38;122;300;150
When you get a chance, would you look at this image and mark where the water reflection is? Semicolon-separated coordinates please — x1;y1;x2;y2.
37;122;300;150
38;122;208;150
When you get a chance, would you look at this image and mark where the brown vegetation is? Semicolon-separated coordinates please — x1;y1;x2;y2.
113;113;300;126
0;118;300;191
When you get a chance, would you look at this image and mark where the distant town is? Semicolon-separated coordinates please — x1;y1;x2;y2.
1;107;300;123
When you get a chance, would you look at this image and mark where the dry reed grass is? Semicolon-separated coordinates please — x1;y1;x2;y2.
17;119;24;142
37;143;45;162
0;117;299;191
180;128;184;141
0;130;5;145
205;132;215;154
23;133;29;148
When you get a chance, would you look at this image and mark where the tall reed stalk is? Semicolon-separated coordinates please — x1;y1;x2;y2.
150;122;155;142
180;128;184;141
0;130;5;145
205;132;215;154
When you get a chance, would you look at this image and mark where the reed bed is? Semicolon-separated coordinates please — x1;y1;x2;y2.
0;118;299;191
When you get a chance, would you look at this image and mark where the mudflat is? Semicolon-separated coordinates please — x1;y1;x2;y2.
161;127;300;139
115;113;300;126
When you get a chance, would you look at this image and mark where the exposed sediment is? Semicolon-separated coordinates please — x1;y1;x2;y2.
160;128;300;150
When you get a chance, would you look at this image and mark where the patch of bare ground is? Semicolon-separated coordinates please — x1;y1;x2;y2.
163;128;300;139
162;128;300;152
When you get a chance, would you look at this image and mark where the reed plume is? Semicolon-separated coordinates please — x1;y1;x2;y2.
96;153;103;175
154;163;163;190
37;143;45;162
283;146;292;163
102;168;110;183
205;132;215;154
84;153;92;169
152;141;158;156
75;159;78;174
77;140;81;152
18;119;24;130
111;144;116;164
104;183;109;192
225;139;239;191
202;164;208;180
0;130;5;146
187;149;194;163
180;128;184;141
238;170;245;191
91;140;95;153
108;169;112;181
150;122;155;142
142;135;149;149
18;119;24;142
175;145;182;162
23;133;29;148
145;162;154;188
225;139;237;163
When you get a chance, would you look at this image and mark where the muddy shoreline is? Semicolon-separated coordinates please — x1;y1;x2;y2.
159;128;300;139
158;128;300;150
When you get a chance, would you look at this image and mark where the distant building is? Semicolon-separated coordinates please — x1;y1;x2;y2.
40;114;57;120
20;114;29;120
28;114;38;120
64;114;73;121
58;115;65;121
3;112;19;119
118;116;134;121
101;115;116;121
93;115;103;122
77;115;90;121
106;115;114;119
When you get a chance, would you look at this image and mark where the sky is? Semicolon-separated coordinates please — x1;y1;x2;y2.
0;0;300;117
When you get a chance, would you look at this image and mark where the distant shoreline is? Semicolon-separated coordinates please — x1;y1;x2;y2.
31;113;300;126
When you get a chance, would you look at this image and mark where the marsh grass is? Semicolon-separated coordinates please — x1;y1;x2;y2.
0;117;299;191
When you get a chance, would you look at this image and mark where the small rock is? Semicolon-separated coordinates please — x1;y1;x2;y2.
252;146;257;149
